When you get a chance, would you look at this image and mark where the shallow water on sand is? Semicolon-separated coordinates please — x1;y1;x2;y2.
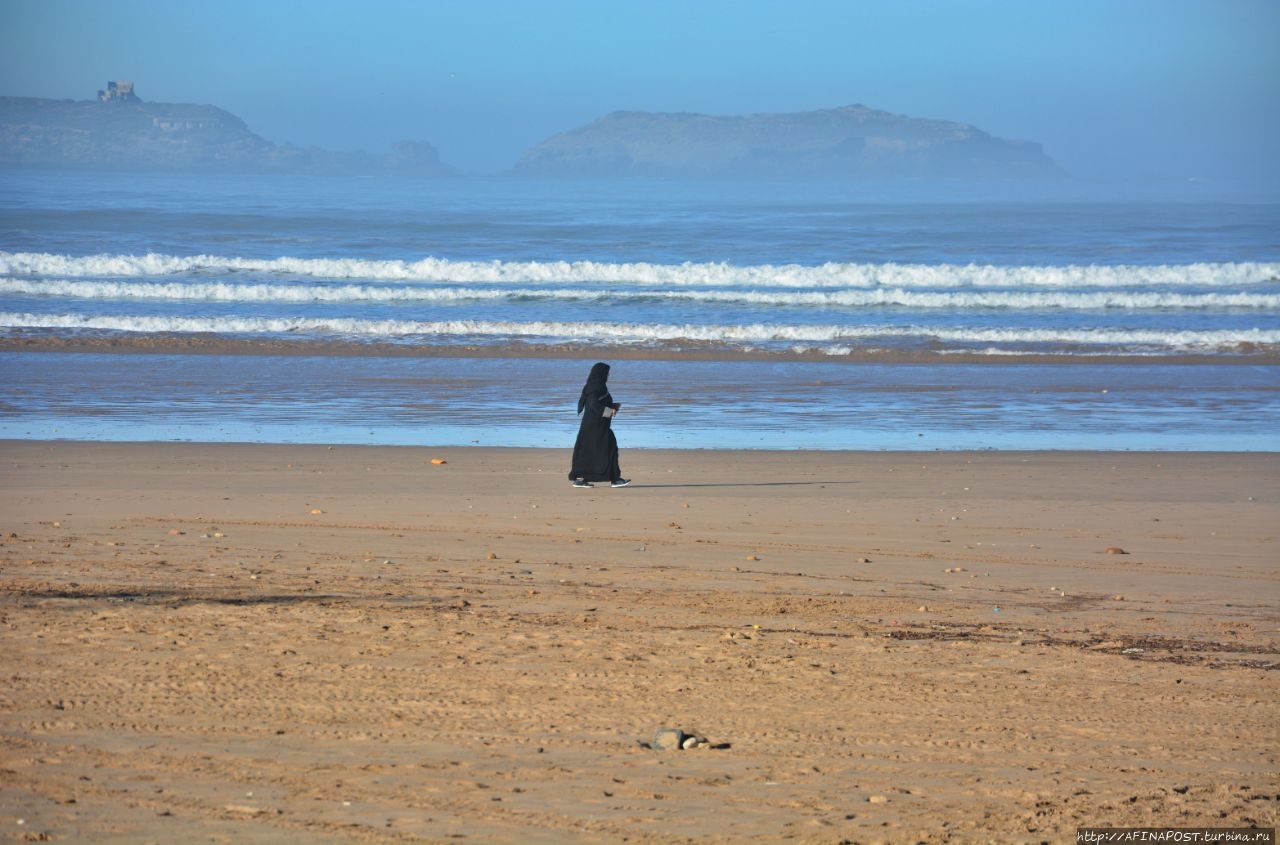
2;352;1276;451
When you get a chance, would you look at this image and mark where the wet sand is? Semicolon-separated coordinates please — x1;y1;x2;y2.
1;441;1276;843
4;329;1276;364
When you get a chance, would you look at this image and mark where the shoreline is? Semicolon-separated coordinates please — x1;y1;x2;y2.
3;331;1278;365
2;438;1276;456
5;350;1278;452
3;440;1276;842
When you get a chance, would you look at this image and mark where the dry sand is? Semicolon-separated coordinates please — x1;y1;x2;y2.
1;441;1276;844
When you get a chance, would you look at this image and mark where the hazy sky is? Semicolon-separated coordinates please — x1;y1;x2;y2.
2;0;1277;183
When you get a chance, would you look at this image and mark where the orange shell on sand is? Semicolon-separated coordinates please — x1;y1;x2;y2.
431;458;447;465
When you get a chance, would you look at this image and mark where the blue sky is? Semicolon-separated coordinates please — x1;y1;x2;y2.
1;0;1277;184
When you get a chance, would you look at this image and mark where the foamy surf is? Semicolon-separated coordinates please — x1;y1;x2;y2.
2;251;1276;289
5;311;1276;355
4;172;1278;450
4;277;1280;311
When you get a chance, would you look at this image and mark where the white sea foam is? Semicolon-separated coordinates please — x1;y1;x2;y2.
4;277;1279;311
4;311;1276;352
1;251;1276;290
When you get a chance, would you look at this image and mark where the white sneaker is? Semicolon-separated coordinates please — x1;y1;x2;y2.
610;478;631;488
572;478;593;488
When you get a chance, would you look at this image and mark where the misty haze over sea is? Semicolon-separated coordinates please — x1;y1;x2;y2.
1;88;1276;200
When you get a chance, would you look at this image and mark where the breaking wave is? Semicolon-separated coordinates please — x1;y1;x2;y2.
3;277;1280;310
2;251;1276;290
5;311;1277;354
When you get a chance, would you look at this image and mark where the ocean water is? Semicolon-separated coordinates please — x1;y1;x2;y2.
1;169;1278;450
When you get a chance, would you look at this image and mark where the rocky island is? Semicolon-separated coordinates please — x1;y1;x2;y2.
0;83;453;176
2;86;1063;181
515;103;1064;180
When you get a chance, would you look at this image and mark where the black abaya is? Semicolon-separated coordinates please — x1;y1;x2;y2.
568;362;622;482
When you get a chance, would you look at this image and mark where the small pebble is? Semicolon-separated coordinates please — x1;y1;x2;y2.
868;795;889;804
653;727;685;751
1105;547;1129;555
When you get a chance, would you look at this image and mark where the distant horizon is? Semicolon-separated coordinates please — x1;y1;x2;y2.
2;0;1277;187
5;88;1278;199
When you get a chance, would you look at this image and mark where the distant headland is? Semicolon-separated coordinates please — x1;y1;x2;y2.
0;82;454;177
516;104;1064;181
1;83;1064;180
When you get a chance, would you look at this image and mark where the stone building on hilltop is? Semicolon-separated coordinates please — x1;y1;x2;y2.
98;81;140;103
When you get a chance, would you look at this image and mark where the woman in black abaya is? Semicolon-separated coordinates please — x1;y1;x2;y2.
568;362;630;488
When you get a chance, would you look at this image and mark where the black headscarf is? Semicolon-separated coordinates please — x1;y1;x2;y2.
577;362;610;414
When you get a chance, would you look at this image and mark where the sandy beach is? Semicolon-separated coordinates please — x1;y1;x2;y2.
1;441;1276;844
